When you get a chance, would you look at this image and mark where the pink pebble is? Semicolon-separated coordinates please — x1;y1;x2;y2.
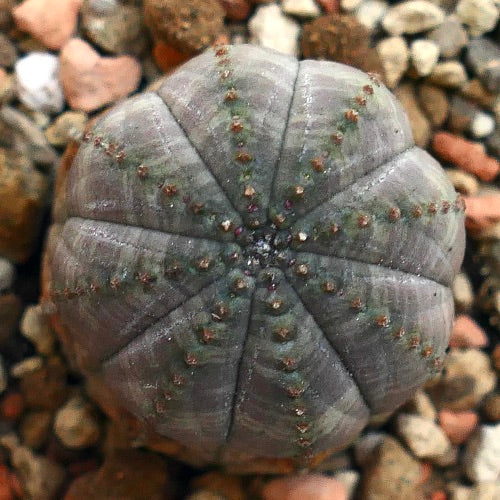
449;315;489;348
262;474;347;500
59;38;142;113
13;0;82;50
439;410;478;445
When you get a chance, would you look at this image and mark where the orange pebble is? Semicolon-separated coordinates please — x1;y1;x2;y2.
152;41;191;73
262;474;347;500
430;490;447;500
439;410;478;445
432;132;499;182
449;315;489;348
463;194;500;232
0;392;23;421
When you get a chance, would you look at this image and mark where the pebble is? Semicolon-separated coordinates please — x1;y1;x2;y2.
14;52;64;114
45;111;87;147
144;0;224;55
411;39;439;77
397;413;453;463
464;193;500;233
427;15;468;59
317;0;339;13
10;357;44;379
0;68;14;105
360;436;424;498
219;0;251;20
376;36;409;88
439;410;479;445
0;0;14;31
464;424;500;482
54;396;100;448
301;14;383;74
427;349;496;411
355;0;387;31
333;470;359;500
460;79;495;109
470;112;495;139
249;4;301;56
0;294;22;344
418;84;449;129
448;482;500;500
0;106;57;166
432;132;499;182
0;33;17;68
353;432;387;467
262;474;347;500
428;61;468;88
482;393;500;422
0;257;14;291
0;147;49;263
13;0;82;50
190;471;245;500
382;0;445;35
394;82;431;148
59;38;142;112
81;0;149;56
405;390;437;421
65;450;169;500
1;434;65;500
0;355;6;394
446;169;479;196
20;305;56;356
282;0;321;17
1;392;24;421
450;315;489;348
341;0;362;12
455;0;498;37
20;410;52;449
151;41;191;73
466;38;500;94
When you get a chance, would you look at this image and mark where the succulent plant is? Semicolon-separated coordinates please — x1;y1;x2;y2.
43;44;465;471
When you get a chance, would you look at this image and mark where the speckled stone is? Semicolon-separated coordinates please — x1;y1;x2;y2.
427;15;468;59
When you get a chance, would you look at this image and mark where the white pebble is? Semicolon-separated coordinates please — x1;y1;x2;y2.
464;424;500;482
282;0;321;18
383;0;445;35
470;112;496;138
10;356;43;378
411;39;440;76
341;0;363;12
15;52;64;114
249;4;301;56
376;36;409;88
456;0;499;36
356;0;388;31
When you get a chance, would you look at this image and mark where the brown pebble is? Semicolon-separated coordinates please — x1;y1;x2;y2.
418;84;449;127
152;41;191;73
218;0;250;20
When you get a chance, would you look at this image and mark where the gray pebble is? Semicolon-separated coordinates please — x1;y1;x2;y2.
0;33;16;68
427;15;468;59
467;38;500;94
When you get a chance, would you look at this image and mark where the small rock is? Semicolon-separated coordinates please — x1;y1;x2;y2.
82;0;149;55
448;94;481;134
0;294;22;344
470;112;495;139
417;84;448;128
450;315;489;348
482;393;500;422
187;493;227;500
445;170;479;196
0;355;6;394
317;0;339;12
0;33;17;68
151;41;191;73
341;0;362;11
439;410;478;445
0;106;58;166
0;392;24;421
20;410;52;449
427;348;496;411
360;436;424;499
13;0;82;50
382;0;445;35
144;0;225;55
464;193;500;234
65;450;169;500
190;471;245;500
0;0;14;31
282;0;321;17
466;38;500;94
394;82;431;148
301;14;383;74
427;15;468;59
485;132;500;163
54;396;100;449
15;52;64;114
353;432;387;467
456;0;498;37
218;0;251;20
0;257;14;291
0;68;14;105
262;474;347;500
397;413;453;463
59;38;142;112
0;148;49;263
20;304;56;356
411;39;439;77
433;132;499;182
355;0;388;31
464;424;500;482
405;390;437;421
45;111;87;147
460;79;496;109
428;61;468;88
10;357;44;378
333;471;359;500
249;4;300;56
377;36;409;88
448;482;500;500
452;273;474;308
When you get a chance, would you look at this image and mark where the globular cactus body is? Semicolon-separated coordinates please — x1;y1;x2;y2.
43;45;465;470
